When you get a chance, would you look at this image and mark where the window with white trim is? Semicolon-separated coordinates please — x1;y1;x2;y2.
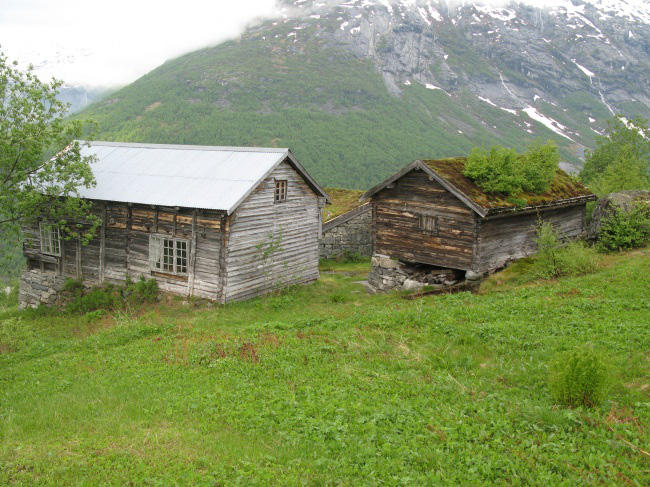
419;214;438;235
149;235;189;275
274;180;287;203
39;223;61;256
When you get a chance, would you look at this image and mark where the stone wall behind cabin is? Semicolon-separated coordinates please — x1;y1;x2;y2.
319;205;372;260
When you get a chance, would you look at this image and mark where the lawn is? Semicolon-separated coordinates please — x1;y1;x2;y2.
0;251;649;485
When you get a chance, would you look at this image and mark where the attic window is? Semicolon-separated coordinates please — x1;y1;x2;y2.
39;223;61;256
275;180;287;203
419;214;438;235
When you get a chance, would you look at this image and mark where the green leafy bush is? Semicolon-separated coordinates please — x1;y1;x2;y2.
596;203;650;252
548;347;610;408
65;277;158;314
464;141;559;196
125;276;159;303
533;221;599;279
519;140;560;193
66;286;118;314
464;146;521;194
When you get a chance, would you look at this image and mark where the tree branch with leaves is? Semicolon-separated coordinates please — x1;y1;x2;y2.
0;50;99;243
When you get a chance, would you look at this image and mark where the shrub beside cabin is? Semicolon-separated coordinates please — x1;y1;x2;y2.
20;142;329;307
361;158;596;281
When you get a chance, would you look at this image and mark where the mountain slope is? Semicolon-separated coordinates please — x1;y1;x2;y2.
79;0;650;189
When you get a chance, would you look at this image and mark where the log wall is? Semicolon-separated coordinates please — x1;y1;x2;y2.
476;204;586;272
22;203;225;302
372;169;476;270
224;160;320;302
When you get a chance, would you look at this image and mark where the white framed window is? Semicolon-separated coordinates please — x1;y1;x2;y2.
419;214;438;235
39;223;61;256
149;235;189;275
274;180;287;203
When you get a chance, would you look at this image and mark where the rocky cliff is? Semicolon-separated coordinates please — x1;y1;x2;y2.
79;0;650;188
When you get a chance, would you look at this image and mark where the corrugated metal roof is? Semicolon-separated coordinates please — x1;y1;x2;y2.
76;141;292;214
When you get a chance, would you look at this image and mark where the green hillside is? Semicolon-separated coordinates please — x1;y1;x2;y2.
1;250;649;484
77;25;587;189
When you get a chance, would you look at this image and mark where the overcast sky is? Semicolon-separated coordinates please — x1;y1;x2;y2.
0;0;279;88
1;0;647;88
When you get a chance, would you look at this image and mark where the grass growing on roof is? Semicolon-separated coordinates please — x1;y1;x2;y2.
423;157;593;209
0;248;649;485
322;187;365;222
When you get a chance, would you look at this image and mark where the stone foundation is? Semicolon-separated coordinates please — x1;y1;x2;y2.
367;254;481;293
320;204;372;260
19;269;67;309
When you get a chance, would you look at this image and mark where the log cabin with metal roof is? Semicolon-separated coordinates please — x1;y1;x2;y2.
20;141;330;307
361;157;596;278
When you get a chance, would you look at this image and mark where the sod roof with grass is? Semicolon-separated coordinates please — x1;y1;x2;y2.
323;188;365;222
363;157;596;217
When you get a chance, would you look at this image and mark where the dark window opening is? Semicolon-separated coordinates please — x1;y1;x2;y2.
419;214;438;235
275;180;287;203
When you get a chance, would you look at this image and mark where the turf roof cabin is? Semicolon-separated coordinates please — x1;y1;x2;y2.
361;157;596;275
20;141;329;306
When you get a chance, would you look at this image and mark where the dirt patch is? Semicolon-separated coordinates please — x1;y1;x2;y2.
145;101;162;112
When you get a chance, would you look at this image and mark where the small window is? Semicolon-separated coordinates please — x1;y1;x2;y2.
420;214;438;235
39;223;61;256
274;180;287;203
150;235;189;275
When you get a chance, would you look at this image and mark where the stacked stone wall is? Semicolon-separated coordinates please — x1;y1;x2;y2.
367;254;481;293
19;270;66;309
319;206;372;260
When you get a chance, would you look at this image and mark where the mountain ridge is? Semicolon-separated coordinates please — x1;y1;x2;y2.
77;0;650;189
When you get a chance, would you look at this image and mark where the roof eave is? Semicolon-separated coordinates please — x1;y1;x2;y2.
484;194;597;218
285;151;331;203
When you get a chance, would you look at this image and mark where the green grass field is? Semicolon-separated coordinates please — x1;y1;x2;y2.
1;250;649;485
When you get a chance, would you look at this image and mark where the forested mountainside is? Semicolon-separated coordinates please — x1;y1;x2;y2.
77;0;650;189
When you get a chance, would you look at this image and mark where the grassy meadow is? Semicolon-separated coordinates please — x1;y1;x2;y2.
1;250;649;485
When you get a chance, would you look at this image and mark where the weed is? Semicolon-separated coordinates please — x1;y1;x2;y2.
533;221;600;278
548;347;610;408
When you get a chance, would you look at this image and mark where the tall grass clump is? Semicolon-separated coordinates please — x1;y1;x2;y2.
533;221;599;278
548;347;610;408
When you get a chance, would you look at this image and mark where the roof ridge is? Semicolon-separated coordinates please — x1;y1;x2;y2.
79;140;289;153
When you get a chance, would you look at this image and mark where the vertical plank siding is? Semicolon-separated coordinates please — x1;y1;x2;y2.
373;171;476;270
224;160;320;302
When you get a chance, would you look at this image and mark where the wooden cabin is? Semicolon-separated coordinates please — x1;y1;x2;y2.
20;141;329;306
361;157;596;275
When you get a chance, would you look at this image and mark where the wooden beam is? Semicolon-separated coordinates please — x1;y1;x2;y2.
99;203;106;283
188;210;197;297
126;205;132;276
76;233;82;279
219;215;230;304
23;250;58;265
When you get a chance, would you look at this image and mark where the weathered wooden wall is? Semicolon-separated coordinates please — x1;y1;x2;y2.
23;204;225;301
224;160;320;302
372;169;476;270
476;204;586;272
